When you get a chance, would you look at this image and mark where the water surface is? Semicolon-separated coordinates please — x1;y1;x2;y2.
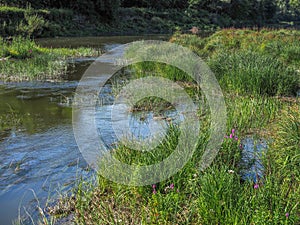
0;35;169;224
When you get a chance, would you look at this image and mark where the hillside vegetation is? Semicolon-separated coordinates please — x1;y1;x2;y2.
0;0;300;37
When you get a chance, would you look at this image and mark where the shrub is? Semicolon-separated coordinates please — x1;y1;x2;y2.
17;8;47;38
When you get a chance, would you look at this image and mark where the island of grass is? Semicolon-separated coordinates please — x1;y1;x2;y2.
0;36;99;82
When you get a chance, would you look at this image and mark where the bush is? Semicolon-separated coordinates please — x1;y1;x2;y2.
0;6;49;37
17;9;47;38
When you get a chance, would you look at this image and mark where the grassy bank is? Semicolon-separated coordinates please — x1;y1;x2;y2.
171;29;300;96
41;29;300;225
0;36;98;81
53;99;299;225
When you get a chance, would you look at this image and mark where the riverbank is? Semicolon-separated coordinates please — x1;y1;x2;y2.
39;29;300;225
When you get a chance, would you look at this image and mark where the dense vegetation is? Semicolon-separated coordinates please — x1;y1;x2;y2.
0;0;300;37
171;29;300;96
39;29;300;225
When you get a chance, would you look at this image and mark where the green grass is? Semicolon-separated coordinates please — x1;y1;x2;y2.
44;29;300;224
64;99;299;225
173;29;300;96
0;36;98;81
209;51;298;96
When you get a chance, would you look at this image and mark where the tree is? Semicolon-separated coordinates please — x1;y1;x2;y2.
228;0;251;20
121;0;189;9
262;0;277;20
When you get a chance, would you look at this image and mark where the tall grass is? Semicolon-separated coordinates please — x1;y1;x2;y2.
68;111;299;224
53;97;299;224
269;105;300;179
209;51;299;96
226;96;282;133
172;29;300;96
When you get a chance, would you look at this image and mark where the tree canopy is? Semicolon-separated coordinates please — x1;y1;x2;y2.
0;0;299;25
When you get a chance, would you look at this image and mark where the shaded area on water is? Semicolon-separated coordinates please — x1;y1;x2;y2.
36;35;170;49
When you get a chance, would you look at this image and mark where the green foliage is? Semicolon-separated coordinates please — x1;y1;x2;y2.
0;0;299;38
17;7;47;38
171;29;300;97
225;96;282;132
0;6;49;37
270;106;300;179
121;0;189;9
0;37;98;81
0;36;37;59
0;0;120;21
209;51;298;96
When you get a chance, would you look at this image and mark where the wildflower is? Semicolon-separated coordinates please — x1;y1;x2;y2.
164;183;175;192
285;213;289;218
225;128;238;141
228;170;235;174
254;183;259;189
29;49;33;53
152;184;157;194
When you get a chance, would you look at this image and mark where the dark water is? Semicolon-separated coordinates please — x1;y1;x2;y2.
0;35;171;225
36;35;170;49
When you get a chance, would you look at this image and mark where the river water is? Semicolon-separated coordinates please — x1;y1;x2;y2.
0;35;170;225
